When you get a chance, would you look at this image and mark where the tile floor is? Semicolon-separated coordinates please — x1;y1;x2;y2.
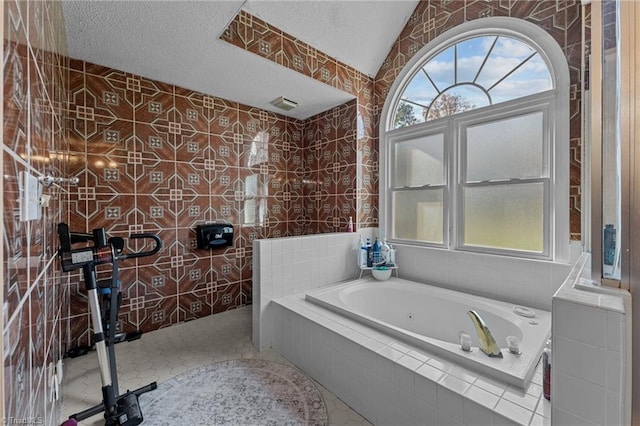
61;306;371;426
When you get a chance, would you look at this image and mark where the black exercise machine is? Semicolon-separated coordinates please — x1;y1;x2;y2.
57;223;162;426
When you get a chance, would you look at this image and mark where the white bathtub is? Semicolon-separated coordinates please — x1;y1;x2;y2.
305;277;551;389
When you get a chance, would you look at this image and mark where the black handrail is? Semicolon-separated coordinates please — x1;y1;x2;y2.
57;223;162;271
119;233;162;260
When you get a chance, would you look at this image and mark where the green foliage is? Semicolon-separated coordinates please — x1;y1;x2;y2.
394;101;419;128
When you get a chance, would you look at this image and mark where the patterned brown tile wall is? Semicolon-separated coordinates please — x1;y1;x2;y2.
222;10;377;229
63;59;357;349
223;1;587;239
303;99;358;234
3;1;70;424
222;11;372;100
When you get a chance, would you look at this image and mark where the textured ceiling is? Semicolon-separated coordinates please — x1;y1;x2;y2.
242;0;419;77
62;0;419;119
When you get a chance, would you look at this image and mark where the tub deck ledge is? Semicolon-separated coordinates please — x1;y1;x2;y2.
267;291;550;426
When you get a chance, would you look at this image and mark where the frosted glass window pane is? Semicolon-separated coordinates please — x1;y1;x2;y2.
463;183;543;252
394;133;444;187
393;189;443;243
245;174;258;197
466;112;543;181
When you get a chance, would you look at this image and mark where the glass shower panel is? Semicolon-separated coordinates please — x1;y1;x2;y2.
601;0;621;280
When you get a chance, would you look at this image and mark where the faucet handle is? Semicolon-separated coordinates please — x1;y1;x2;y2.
506;336;521;355
459;332;472;352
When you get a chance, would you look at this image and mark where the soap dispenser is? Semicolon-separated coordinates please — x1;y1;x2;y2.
381;238;391;265
372;237;381;265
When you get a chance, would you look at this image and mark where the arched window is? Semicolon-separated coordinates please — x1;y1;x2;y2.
393;35;553;128
380;18;570;261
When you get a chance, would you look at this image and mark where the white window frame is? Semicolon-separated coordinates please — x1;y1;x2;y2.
388;121;450;245
455;94;553;258
379;17;570;262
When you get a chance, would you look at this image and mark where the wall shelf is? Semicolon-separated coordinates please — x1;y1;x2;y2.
357;264;399;279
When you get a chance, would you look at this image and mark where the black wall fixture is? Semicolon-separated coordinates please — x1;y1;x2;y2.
195;224;234;249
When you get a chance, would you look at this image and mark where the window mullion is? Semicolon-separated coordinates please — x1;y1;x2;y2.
449;119;458;250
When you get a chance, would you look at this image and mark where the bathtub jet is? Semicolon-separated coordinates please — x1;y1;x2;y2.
467;310;503;358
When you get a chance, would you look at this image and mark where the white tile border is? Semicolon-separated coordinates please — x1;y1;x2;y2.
253;232;360;350
551;252;631;425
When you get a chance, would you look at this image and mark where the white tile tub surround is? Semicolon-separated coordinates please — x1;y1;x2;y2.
551;253;631;426
270;294;549;426
252;232;361;349
306;278;551;390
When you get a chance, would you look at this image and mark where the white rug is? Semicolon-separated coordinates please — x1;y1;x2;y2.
138;359;328;426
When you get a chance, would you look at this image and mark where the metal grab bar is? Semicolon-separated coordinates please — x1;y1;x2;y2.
39;175;80;187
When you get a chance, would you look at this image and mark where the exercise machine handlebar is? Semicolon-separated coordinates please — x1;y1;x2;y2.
57;224;162;272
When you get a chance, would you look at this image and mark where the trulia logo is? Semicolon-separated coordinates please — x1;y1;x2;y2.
3;417;44;425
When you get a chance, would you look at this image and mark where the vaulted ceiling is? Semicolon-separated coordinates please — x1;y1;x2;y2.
62;0;419;119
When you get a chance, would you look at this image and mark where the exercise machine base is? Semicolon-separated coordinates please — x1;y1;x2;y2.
64;382;157;426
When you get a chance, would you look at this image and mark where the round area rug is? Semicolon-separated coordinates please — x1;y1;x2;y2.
138;359;328;426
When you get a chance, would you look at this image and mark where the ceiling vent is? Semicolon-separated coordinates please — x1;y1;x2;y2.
271;96;298;111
